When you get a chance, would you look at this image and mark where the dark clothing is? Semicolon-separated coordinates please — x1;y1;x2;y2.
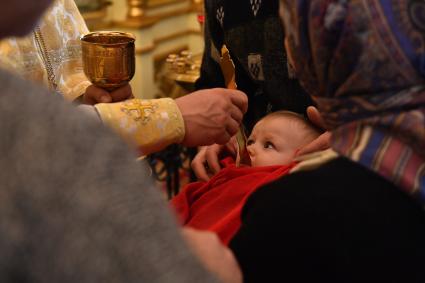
196;0;312;131
0;68;219;283
230;158;425;283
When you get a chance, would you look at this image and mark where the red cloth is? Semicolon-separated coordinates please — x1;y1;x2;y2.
171;157;296;245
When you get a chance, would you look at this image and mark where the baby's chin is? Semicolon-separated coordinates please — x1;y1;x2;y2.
251;160;291;167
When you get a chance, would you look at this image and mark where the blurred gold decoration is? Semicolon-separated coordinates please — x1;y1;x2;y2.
81;31;136;91
76;0;110;12
165;50;201;92
127;0;147;19
77;0;111;30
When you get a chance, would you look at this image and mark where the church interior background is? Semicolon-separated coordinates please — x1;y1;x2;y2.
76;0;204;100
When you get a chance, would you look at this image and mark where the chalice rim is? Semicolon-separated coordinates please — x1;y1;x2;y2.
81;31;135;46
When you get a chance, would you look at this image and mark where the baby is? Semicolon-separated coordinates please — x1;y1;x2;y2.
246;110;320;167
172;111;321;244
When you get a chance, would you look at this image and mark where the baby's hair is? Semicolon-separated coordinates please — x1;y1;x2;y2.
261;110;322;140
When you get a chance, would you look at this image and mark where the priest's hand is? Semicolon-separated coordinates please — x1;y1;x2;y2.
175;88;248;147
182;228;242;283
82;84;133;105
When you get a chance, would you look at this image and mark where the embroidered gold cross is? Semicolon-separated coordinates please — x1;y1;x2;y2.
121;100;158;124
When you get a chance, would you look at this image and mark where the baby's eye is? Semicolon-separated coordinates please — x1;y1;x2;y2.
264;141;275;149
246;139;254;146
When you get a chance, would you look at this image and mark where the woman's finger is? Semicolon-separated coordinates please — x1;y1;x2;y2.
306;106;326;130
296;131;331;156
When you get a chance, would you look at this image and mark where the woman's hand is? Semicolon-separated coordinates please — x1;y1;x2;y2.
296;106;331;156
82;84;133;105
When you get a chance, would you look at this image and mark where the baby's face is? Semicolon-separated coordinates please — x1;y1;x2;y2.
246;116;306;167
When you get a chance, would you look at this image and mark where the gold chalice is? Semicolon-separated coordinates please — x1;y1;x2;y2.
81;31;135;91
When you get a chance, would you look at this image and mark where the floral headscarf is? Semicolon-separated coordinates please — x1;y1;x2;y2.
280;0;425;203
